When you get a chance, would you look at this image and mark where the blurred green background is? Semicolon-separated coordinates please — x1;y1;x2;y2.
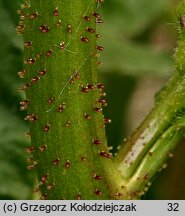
0;0;185;199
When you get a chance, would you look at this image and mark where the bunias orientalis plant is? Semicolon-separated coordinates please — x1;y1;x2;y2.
17;0;185;199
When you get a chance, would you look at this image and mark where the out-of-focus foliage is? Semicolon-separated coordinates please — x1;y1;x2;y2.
0;0;184;199
100;0;176;76
0;0;33;199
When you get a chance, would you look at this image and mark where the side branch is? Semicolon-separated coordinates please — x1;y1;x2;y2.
114;0;185;199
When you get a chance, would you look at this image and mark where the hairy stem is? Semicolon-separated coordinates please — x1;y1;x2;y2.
18;0;185;200
20;0;118;199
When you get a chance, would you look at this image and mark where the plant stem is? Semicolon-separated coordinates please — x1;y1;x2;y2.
20;0;117;199
19;0;185;200
113;0;185;198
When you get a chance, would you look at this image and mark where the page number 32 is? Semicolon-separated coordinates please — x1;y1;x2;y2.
167;203;179;211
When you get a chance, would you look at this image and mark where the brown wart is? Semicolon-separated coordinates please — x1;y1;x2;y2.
96;45;104;51
53;158;60;166
92;139;102;145
30;12;38;19
87;27;95;33
39;25;49;33
58;103;66;113
92;12;101;19
44;124;50;132
24;114;38;122
24;41;33;48
31;76;40;83
101;102;107;107
17;69;26;78
20;14;27;20
20;105;28;111
27;164;36;170
39;145;48;152
67;24;72;33
69;77;75;84
81;86;89;93
56;20;62;28
116;192;123;198
18;83;31;92
59;42;65;50
20;99;29;106
97;61;104;66
24;58;36;64
46;49;53;57
53;8;59;16
81;36;89;43
88;84;95;89
20;100;29;110
93;52;101;58
94;188;102;196
100;92;106;97
81;156;87;162
99;151;112;158
98;98;106;105
84;16;91;21
94;107;102;113
47;183;55;190
96;18;104;24
97;83;104;89
76;193;82;200
74;72;80;80
27;161;38;170
93;173;103;180
65;160;71;169
96;33;101;39
84;113;91;120
48;97;54;104
41;175;48;183
38;69;47;76
16;24;25;31
24;146;35;153
104;118;112;124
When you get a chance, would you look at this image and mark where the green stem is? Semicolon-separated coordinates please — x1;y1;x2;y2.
18;0;185;200
20;0;117;199
114;75;182;179
113;0;185;198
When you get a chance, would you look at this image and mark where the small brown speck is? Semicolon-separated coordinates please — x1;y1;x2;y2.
53;158;60;166
53;8;59;16
39;25;49;33
30;12;38;19
81;36;89;43
84;16;90;21
44;124;50;132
